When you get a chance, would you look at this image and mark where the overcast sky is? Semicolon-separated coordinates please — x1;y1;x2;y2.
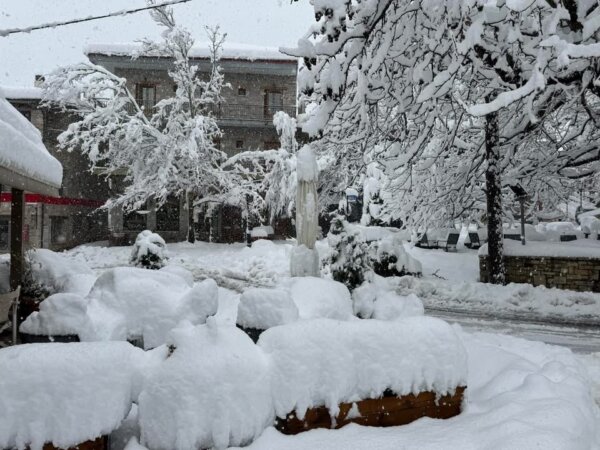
0;0;313;86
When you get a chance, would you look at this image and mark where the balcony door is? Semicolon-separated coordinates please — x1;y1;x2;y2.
136;83;156;116
264;90;284;119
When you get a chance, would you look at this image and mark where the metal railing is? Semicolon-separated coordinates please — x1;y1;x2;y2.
124;102;296;123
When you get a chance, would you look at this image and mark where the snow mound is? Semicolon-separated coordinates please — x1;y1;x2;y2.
258;317;467;419
281;276;354;320
20;293;90;336
352;279;424;320
237;288;299;329
21;267;218;348
372;292;424;320
158;264;194;287
28;248;96;296
0;342;158;450
138;321;273;450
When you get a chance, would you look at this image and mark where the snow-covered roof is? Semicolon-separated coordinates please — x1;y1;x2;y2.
0;90;62;194
1;86;43;100
84;42;298;62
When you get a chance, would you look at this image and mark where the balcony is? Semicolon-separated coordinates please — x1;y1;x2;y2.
209;103;297;125
124;102;296;125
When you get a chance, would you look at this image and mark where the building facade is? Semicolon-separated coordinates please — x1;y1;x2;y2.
86;43;298;243
1;87;110;252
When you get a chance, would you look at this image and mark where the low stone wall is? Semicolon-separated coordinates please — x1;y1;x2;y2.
479;255;600;292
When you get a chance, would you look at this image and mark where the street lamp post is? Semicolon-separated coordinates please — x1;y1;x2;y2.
510;184;528;246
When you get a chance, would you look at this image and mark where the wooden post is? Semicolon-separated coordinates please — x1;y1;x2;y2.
10;188;25;291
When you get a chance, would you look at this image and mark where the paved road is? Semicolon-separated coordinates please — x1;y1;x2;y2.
427;308;600;354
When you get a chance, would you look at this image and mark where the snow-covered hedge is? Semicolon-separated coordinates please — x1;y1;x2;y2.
0;341;163;450
130;230;167;270
258;317;467;419
138;322;273;450
21;267;218;348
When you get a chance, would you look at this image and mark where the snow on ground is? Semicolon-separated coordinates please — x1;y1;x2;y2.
64;238;600;326
3;238;600;449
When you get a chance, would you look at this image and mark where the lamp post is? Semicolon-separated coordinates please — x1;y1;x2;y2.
509;184;528;246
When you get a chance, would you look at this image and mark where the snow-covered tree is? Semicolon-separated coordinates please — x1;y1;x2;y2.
288;0;600;283
42;2;229;243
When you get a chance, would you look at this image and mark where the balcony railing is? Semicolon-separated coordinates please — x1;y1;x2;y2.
124;102;296;123
209;103;297;123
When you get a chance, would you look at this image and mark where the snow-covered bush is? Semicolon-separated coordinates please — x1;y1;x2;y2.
130;230;167;270
326;217;371;290
370;237;422;278
138;321;273;450
326;218;421;290
21;267;218;348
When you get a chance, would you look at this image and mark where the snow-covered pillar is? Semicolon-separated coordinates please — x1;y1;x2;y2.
290;145;320;277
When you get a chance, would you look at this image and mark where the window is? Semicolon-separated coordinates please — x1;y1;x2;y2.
156;197;180;232
236;140;244;149
237;87;247;96
135;83;156;115
264;90;284;118
0;217;9;251
17;109;31;121
123;210;147;231
50;216;68;245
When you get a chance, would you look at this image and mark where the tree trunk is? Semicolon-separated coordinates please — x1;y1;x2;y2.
187;192;196;244
485;107;506;284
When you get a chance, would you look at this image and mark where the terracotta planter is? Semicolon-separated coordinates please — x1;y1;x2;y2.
38;435;109;450
275;386;466;435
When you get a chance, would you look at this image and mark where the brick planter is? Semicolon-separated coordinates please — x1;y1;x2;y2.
479;255;600;292
275;386;465;434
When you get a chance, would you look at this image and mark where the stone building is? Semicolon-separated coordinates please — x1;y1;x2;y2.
85;42;298;243
0;87;110;252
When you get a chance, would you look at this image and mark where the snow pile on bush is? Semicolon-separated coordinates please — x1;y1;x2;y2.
258;316;467;419
20;293;91;336
130;230;167;269
138;321;273;450
326;218;422;290
372;236;422;277
26;248;96;296
353;283;424;320
0;341;162;450
237;288;299;330
21;267;218;348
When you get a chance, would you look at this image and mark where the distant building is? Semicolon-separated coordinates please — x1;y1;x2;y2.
1;86;110;252
85;42;299;243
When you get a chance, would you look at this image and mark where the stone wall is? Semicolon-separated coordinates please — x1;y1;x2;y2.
479;255;600;292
